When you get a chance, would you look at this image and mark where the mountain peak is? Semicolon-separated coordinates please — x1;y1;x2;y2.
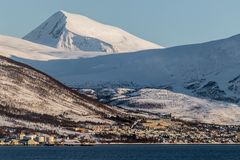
57;10;68;15
54;10;72;18
23;11;162;53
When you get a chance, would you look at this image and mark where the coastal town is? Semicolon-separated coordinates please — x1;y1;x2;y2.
94;117;240;144
0;128;96;146
0;116;240;145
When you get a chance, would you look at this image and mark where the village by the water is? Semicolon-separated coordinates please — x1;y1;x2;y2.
1;115;240;146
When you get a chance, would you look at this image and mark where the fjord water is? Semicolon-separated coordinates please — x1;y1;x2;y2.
0;145;239;160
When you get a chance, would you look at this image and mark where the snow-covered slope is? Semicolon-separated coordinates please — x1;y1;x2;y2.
0;56;129;133
0;35;59;60
0;35;114;60
19;34;240;104
23;11;162;53
107;88;240;125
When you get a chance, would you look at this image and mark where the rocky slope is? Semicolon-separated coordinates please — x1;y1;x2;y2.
0;56;131;134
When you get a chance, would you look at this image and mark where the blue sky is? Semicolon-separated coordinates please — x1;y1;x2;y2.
1;0;240;47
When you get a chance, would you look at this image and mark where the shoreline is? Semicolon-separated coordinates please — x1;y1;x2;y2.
0;143;240;147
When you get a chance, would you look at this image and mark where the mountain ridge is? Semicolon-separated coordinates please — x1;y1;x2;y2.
0;55;134;134
18;32;240;104
23;10;162;53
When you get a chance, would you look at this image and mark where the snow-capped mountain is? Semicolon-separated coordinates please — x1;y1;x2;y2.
23;11;162;53
4;10;240;125
0;55;129;134
20;34;240;105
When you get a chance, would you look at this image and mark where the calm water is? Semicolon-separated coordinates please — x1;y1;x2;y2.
0;144;239;160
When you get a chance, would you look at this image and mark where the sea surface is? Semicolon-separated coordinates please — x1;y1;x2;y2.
0;144;239;160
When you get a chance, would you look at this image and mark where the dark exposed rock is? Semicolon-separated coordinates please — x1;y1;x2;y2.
196;81;239;103
228;75;240;95
184;80;204;90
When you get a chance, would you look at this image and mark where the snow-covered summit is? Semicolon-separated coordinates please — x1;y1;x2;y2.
23;10;162;53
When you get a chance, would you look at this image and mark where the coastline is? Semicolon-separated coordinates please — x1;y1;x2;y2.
0;142;240;147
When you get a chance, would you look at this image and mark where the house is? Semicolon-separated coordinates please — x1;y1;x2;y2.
46;136;55;144
27;139;39;145
236;132;240;141
36;136;45;143
75;128;86;133
24;134;37;140
0;139;5;145
10;139;20;145
19;132;26;140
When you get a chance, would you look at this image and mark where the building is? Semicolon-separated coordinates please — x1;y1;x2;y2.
36;136;45;143
26;139;39;145
236;132;240;141
24;134;37;140
0;139;5;145
10;140;20;145
75;128;86;133
19;133;26;140
46;136;55;144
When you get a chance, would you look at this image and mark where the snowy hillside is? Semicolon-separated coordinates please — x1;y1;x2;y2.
0;35;58;60
94;88;240;125
124;89;240;125
0;35;115;60
0;56;130;134
19;34;240;104
23;11;162;53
